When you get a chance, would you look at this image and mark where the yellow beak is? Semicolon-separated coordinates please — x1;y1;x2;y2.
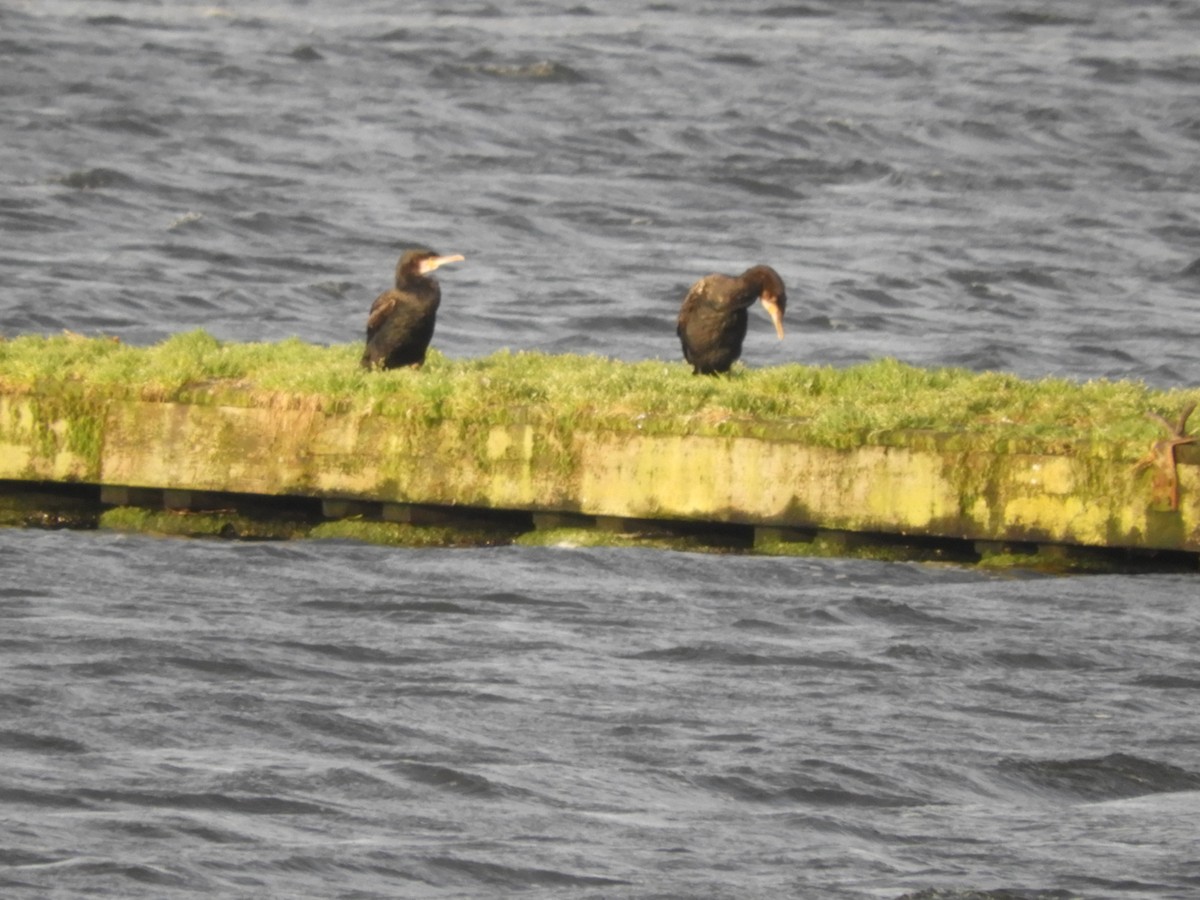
762;296;785;340
418;253;466;274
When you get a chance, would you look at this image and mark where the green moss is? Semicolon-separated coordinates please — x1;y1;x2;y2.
309;519;513;547
514;527;736;553
20;389;105;477
0;331;1195;459
0;491;99;529
754;532;966;564
99;506;309;539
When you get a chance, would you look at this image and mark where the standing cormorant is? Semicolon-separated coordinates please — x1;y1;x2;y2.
676;265;786;374
361;249;464;370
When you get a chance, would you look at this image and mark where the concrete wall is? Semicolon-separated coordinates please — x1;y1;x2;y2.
1;389;1197;552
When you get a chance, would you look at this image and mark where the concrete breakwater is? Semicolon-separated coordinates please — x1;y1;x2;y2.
1;332;1197;570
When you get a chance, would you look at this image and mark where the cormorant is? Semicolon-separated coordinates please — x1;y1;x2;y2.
361;249;464;370
676;265;786;374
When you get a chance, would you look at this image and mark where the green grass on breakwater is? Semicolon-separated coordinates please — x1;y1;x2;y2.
1;330;1195;456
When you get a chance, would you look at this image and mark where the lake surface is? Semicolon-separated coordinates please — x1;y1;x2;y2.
2;1;1199;897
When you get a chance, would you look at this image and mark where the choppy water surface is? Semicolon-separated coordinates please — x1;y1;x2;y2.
3;531;1199;898
4;0;1200;379
3;1;1200;897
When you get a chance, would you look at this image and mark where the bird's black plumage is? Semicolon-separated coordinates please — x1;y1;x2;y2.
361;249;463;370
676;265;787;374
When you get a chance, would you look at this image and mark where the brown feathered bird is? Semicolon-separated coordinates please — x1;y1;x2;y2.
361;249;465;370
676;265;786;374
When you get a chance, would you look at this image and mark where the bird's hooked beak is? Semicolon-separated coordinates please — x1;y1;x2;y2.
761;294;785;340
417;253;465;274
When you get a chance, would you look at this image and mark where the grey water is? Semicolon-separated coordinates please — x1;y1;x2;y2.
2;1;1199;897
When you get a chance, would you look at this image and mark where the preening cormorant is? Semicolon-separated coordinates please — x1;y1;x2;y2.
676;265;786;374
361;249;464;370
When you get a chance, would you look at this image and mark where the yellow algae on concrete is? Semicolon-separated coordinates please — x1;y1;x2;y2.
0;384;1197;554
482;424;542;509
102;401;326;496
577;434;735;520
568;428;1199;551
1020;456;1078;495
1001;494;1112;547
576;437;967;535
0;395;98;482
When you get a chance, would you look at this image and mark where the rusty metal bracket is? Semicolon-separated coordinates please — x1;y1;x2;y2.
1134;402;1196;510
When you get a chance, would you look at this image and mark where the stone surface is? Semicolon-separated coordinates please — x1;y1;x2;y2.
1;390;1197;552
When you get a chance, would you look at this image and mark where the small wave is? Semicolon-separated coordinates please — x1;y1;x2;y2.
90;112;172;138
697;773;926;808
570;313;666;335
847;287;910;309
946;267;1056;290
0;206;77;234
998;10;1092;27
761;5;833;18
0;38;37;58
0;849;63;867
61;859;189;888
164;654;284;680
1146;59;1200;85
230;210;333;236
700;731;761;743
455;60;587;83
714;173;804;200
308;280;357;299
289;45;323;62
277;640;420;664
986;650;1096;671
0;786;92;809
424;855;631;889
84;15;160;29
895;889;1076;900
75;788;329;815
297;596;472;617
0;586;54;600
390;600;484;615
0;729;88;754
1074;56;1142;84
998;752;1200;801
1132;673;1200;689
372;27;411;42
731;617;793;633
795;313;837;331
706;53;762;68
478;590;588;609
884;643;965;666
781;785;927;808
627;644;892;671
387;762;503;797
1177;257;1200;279
845;595;970;629
175;822;253;845
1072;343;1137;364
293;711;393;745
51;168;133;190
434;3;504;17
785;606;846;625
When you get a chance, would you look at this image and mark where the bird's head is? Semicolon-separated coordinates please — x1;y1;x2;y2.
397;249;466;283
752;268;786;340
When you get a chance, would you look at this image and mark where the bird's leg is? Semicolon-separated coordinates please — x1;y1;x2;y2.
1133;402;1196;510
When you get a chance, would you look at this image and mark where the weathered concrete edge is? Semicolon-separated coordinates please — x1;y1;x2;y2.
1;393;1197;553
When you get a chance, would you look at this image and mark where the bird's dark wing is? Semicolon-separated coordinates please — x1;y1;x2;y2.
366;291;400;337
677;275;718;336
